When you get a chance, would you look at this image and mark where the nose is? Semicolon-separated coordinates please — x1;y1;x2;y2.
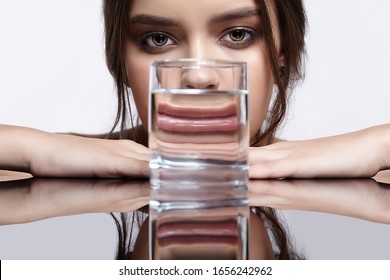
181;67;220;89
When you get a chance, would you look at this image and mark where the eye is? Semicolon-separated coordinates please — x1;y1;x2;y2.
219;27;257;49
151;33;169;46
229;29;246;41
138;32;176;52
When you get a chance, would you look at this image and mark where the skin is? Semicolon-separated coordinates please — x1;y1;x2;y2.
126;0;275;141
0;124;150;178
250;124;390;179
0;178;150;225
249;178;390;224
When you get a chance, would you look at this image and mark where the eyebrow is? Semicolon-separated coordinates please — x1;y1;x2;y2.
128;7;260;27
209;7;260;24
128;14;179;26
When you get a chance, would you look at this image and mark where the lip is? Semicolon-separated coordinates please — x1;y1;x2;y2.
158;102;237;118
156;102;238;133
157;220;239;246
157;113;238;132
157;221;239;238
158;236;238;247
155;129;238;144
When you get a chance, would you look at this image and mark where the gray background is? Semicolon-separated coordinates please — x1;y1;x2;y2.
0;0;389;259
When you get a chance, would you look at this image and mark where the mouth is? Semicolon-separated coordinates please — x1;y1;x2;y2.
157;220;239;247
156;102;238;133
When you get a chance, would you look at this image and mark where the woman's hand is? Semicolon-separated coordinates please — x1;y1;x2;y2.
249;124;390;179
0;125;150;178
249;178;390;224
0;178;150;225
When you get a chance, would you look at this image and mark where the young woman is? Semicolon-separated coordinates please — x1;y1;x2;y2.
0;0;388;258
0;0;388;180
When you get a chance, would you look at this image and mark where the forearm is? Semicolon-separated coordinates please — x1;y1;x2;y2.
0;124;40;173
1;124;150;178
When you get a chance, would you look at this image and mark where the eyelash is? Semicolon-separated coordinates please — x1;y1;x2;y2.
219;27;258;49
137;32;177;53
137;27;258;53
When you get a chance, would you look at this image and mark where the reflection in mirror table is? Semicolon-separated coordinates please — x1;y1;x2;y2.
0;174;389;259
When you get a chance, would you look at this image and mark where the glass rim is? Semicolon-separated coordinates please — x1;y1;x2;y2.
150;58;247;68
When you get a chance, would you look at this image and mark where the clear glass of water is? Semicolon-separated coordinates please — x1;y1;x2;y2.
148;59;249;189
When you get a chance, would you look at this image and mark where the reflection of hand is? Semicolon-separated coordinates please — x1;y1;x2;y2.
0;178;149;225
0;125;151;178
249;124;390;179
249;179;390;224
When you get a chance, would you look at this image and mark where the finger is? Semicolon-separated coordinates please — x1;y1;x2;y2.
114;140;151;154
107;155;150;178
116;150;150;162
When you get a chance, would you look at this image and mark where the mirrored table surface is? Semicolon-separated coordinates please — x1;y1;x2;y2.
0;172;389;259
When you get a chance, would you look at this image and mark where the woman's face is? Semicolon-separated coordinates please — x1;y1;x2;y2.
125;0;277;140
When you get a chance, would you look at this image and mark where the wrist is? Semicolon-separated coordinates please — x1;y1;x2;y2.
381;124;390;170
371;124;390;171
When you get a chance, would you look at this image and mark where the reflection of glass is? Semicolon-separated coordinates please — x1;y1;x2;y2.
148;59;249;189
149;188;248;260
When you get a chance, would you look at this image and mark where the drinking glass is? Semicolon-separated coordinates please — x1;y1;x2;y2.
148;59;249;189
148;59;250;259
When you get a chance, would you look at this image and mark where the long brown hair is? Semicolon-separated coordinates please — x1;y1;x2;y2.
103;0;307;260
255;0;306;145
